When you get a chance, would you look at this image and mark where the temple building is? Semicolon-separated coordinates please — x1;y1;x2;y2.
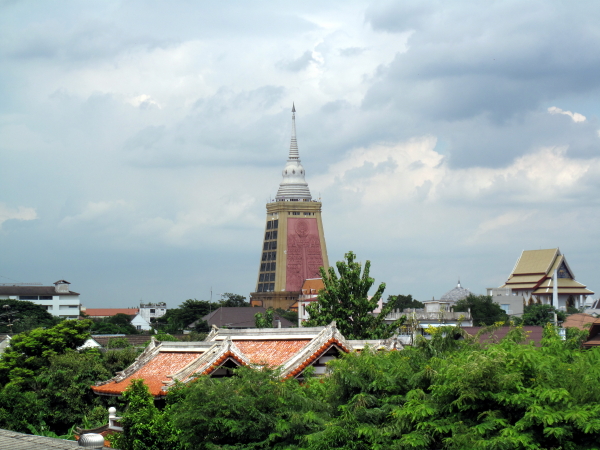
249;105;329;310
489;248;594;311
91;323;400;398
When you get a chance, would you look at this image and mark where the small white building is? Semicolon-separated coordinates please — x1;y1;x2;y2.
139;302;167;323
0;280;81;319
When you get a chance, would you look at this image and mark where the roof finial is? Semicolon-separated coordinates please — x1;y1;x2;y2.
289;103;299;160
457;278;461;288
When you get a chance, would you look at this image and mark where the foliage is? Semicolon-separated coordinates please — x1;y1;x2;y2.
387;294;424;311
172;366;329;449
218;293;250;307
0;319;92;384
454;294;509;326
522;303;567;326
91;313;138;335
107;337;131;348
304;251;404;339
154;333;179;342
34;350;112;434
255;308;274;328
275;307;298;325
0;299;61;333
103;347;140;375
156;299;213;333
109;379;183;450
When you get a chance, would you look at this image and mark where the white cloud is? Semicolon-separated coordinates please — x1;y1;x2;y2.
548;106;586;123
128;94;162;109
0;203;37;227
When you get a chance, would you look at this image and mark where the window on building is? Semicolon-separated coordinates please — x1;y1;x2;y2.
500;304;510;313
269;273;276;282
20;296;38;300
258;284;264;292
136;325;141;330
273;220;278;228
269;283;275;291
150;309;155;314
272;231;277;239
260;263;266;271
267;222;272;230
270;262;276;271
39;296;52;300
262;252;267;261
292;212;300;215
259;274;265;282
263;242;269;250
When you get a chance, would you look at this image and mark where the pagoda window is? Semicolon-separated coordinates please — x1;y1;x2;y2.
272;231;278;239
273;220;278;228
271;262;276;271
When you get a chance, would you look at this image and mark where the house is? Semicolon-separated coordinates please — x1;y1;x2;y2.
491;248;593;312
298;278;324;325
0;280;81;319
199;307;294;329
92;322;401;398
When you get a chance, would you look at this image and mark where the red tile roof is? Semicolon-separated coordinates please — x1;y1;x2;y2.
92;352;200;397
234;339;311;366
85;308;139;317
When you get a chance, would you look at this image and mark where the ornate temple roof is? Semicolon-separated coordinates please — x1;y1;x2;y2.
439;281;472;303
500;248;594;296
92;323;401;398
275;104;312;201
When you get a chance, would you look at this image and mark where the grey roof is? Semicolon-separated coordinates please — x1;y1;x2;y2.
0;428;113;449
201;307;295;329
439;282;472;303
0;286;79;296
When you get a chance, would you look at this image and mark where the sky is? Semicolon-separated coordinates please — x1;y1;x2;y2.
1;0;599;308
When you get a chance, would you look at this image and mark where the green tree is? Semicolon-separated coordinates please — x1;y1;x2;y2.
0;300;60;333
303;251;404;339
218;293;249;307
454;294;508;326
157;299;212;333
35;350;112;435
387;294;424;311
0;319;92;385
522;303;566;326
275;307;298;325
255;308;274;328
109;379;182;450
172;366;328;449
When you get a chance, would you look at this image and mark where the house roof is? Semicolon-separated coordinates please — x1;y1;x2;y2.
439;281;472;303
500;248;593;296
92;339;216;397
0;428;101;449
562;313;600;330
93;323;379;397
461;326;545;346
84;308;139;317
301;278;324;295
201;307;294;328
0;286;79;296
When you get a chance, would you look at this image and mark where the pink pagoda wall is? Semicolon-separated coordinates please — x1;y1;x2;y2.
286;218;324;291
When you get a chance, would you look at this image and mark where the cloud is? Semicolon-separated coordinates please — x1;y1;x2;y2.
548;106;586;122
128;94;162;109
277;50;317;72
0;203;37;228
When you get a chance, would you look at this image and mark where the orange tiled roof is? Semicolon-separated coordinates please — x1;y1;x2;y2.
85;308;139;317
234;339;311;366
301;278;324;295
92;352;200;397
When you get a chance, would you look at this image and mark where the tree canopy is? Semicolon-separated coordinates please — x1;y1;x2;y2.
303;251;404;339
387;294;424;311
522;303;566;325
0;299;60;333
454;293;509;326
112;324;600;450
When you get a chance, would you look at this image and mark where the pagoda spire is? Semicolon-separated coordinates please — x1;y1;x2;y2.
289;103;299;160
